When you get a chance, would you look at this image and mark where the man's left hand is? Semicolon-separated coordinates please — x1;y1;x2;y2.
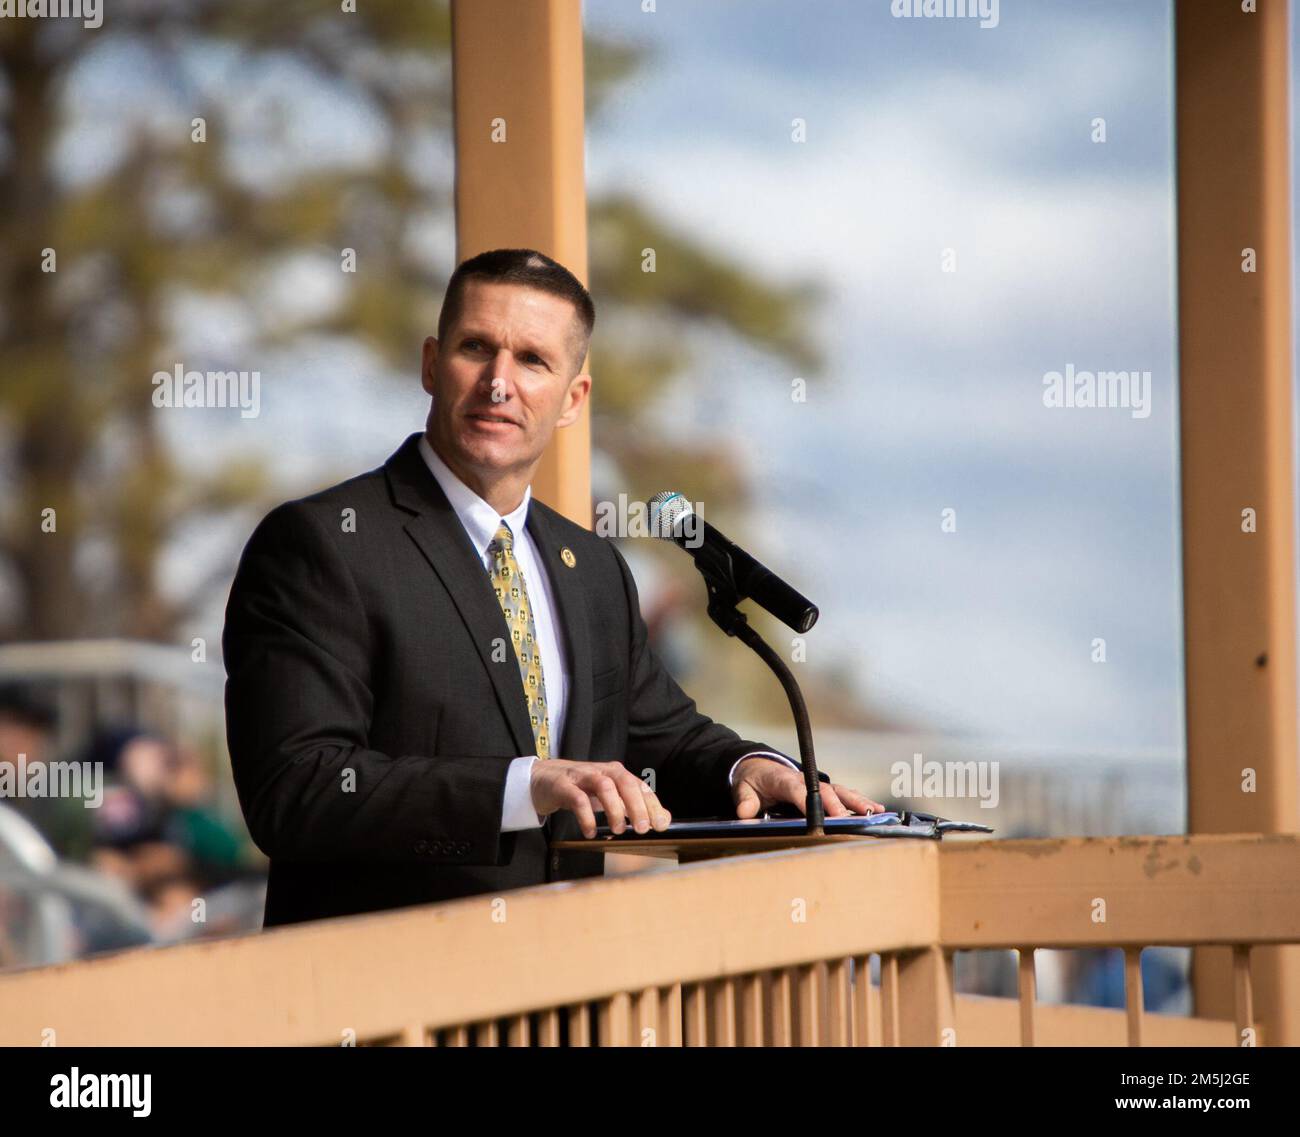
731;757;886;819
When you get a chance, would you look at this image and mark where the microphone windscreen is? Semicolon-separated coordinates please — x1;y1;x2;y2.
648;491;693;540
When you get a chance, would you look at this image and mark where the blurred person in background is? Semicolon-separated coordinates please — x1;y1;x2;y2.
1;694;263;963
0;685;95;863
85;728;254;940
0;696;155;965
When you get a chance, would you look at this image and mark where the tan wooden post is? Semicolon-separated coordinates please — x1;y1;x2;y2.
1175;0;1300;1043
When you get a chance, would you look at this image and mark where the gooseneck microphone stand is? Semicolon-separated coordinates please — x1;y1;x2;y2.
700;575;825;838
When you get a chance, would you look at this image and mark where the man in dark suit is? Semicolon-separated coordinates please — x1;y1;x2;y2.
223;248;882;928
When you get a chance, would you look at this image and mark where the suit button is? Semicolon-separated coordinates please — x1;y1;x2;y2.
551;853;560;872
457;841;469;855
414;840;428;854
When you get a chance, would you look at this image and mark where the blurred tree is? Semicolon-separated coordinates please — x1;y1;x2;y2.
0;0;821;649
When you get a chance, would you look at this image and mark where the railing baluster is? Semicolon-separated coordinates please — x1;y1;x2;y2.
741;973;764;1046
827;958;851;1046
851;955;872;1047
538;1008;561;1047
880;953;900;1047
710;978;738;1046
599;992;633;1046
662;984;684;1047
893;946;955;1046
1233;945;1254;1046
446;1025;469;1047
566;1003;591;1048
759;971;775;1046
796;963;825;1047
398;1023;428;1046
634;987;658;1046
683;983;707;1046
1018;947;1037;1048
770;969;794;1047
1124;947;1144;1048
506;1014;529;1047
816;960;831;1046
478;1019;500;1047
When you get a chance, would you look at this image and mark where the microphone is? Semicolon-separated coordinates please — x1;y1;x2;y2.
647;491;819;634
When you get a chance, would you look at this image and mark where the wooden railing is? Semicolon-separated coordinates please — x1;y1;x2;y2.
0;834;1295;1046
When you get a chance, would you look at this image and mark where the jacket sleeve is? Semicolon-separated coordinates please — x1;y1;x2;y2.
222;501;513;865
610;541;777;819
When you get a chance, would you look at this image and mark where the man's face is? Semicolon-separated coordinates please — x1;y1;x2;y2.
422;280;591;485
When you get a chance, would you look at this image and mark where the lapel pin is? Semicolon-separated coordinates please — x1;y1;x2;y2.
560;547;576;568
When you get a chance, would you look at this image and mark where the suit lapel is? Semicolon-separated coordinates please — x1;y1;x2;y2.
526;504;593;761
385;434;536;758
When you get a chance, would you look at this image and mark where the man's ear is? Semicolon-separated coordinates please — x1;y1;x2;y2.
556;371;592;429
420;335;439;395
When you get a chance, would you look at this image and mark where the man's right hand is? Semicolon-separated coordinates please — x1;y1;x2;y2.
530;759;671;839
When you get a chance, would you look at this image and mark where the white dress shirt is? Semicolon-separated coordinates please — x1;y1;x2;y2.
418;435;797;833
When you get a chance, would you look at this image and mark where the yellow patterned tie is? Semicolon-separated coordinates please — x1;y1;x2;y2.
488;522;551;759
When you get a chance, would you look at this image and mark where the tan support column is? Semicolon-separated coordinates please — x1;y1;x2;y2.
1176;0;1300;1043
450;0;592;525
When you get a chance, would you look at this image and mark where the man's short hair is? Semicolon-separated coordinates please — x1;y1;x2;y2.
436;248;595;372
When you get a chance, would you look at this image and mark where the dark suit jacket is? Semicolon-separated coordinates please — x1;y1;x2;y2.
223;432;785;927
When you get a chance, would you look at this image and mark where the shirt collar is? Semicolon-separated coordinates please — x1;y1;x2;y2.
418;434;532;556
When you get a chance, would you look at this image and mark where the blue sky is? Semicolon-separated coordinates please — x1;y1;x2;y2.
582;0;1184;754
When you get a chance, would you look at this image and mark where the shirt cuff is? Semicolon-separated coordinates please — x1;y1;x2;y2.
728;750;799;787
501;756;545;832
